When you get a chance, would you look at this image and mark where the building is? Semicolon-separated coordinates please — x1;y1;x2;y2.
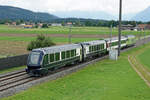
137;24;150;30
121;24;134;30
24;25;33;28
5;22;10;26
51;23;62;26
66;22;72;26
37;23;43;28
11;22;16;26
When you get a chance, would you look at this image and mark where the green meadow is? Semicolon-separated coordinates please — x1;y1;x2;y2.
0;25;150;35
137;48;150;69
0;66;26;74
0;36;99;43
3;43;150;100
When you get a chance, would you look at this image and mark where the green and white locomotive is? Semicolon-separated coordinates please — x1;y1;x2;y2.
26;44;82;76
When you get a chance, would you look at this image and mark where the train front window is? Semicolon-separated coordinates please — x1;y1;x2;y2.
29;52;41;65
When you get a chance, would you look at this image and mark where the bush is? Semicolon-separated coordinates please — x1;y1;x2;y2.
27;34;55;51
42;24;48;28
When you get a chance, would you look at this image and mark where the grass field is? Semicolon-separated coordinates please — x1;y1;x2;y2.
2;43;150;100
0;36;99;56
137;48;150;69
0;66;26;75
0;25;150;35
0;36;99;43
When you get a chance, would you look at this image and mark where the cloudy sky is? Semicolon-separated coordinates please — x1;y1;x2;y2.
0;0;150;14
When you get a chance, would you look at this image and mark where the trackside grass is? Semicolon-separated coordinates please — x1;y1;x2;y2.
0;66;26;74
137;48;150;69
2;43;150;100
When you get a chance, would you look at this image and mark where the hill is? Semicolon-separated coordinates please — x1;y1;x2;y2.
132;6;150;22
52;10;116;20
0;5;59;22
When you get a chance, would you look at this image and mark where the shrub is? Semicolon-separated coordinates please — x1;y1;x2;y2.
27;34;55;51
42;24;48;28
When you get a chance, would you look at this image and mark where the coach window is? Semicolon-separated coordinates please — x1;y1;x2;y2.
100;44;102;50
89;46;92;52
55;53;60;61
96;45;98;51
97;45;100;50
66;50;70;58
75;49;77;56
102;44;104;49
94;45;96;51
61;51;66;60
71;50;75;57
92;46;94;52
50;54;54;62
44;54;48;65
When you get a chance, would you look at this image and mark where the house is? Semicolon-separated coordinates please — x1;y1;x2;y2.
24;25;33;28
37;23;43;28
137;24;150;30
66;22;72;26
51;23;62;26
5;22;10;26
11;22;16;26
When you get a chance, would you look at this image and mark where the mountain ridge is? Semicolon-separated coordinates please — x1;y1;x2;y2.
52;10;116;20
132;6;150;22
0;5;59;22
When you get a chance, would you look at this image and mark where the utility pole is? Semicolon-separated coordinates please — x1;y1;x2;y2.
118;0;122;56
68;25;72;44
110;25;112;50
144;27;146;44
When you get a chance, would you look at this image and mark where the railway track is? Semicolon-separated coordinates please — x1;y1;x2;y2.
0;36;150;97
0;70;38;92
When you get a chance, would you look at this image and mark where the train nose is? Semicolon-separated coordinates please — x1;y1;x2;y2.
25;68;29;73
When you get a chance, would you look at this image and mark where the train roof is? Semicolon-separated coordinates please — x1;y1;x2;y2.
105;36;127;42
80;40;106;46
32;44;81;54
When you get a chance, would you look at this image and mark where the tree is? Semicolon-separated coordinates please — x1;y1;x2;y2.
85;21;92;26
61;21;65;26
42;24;48;28
27;34;55;51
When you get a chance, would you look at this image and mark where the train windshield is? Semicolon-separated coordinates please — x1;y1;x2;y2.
28;52;41;65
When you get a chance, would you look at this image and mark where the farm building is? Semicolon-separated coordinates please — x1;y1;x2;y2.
51;23;62;26
137;24;150;30
24;25;33;28
121;24;134;30
11;22;16;26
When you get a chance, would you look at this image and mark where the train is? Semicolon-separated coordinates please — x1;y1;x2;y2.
26;35;136;76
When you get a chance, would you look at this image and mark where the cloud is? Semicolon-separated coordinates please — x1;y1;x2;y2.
0;0;150;14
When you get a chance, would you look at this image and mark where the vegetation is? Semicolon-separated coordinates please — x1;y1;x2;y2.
0;6;58;23
0;6;147;27
42;24;49;28
0;66;26;74
137;48;150;68
0;36;99;43
3;43;150;100
0;25;150;35
27;34;55;51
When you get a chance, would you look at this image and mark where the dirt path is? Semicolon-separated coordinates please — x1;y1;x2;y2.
128;55;150;87
0;33;114;38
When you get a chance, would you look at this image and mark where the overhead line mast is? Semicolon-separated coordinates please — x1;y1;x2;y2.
118;0;122;56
